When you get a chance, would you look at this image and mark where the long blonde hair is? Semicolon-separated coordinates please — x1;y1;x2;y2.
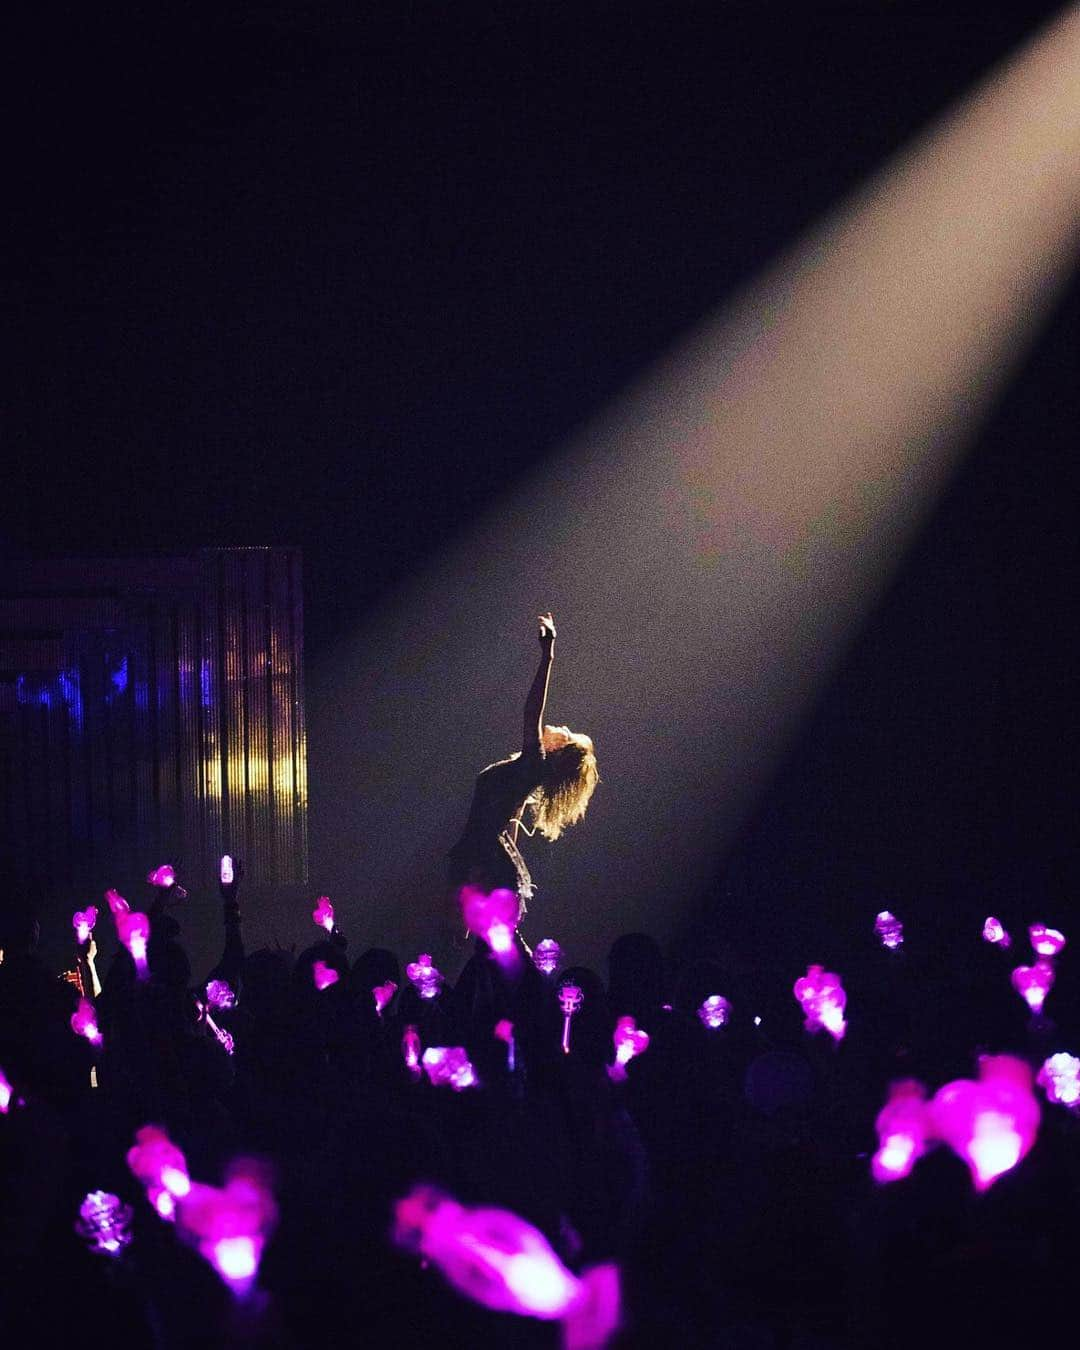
528;733;599;841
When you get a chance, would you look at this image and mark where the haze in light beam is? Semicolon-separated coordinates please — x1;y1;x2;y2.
311;7;1080;968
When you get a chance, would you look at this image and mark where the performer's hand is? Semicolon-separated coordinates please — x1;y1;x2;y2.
538;612;556;646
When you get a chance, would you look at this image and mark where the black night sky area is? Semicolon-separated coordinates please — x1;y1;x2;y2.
7;2;1078;974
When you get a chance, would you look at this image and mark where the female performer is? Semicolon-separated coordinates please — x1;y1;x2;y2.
448;614;599;928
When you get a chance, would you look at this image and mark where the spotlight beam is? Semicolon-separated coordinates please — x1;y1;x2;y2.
311;7;1080;964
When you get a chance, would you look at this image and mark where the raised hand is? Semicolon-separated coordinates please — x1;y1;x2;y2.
538;612;556;646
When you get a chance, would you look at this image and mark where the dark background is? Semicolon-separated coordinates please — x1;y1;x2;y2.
6;1;1077;978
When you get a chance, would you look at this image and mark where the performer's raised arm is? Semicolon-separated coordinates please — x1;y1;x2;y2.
522;612;556;758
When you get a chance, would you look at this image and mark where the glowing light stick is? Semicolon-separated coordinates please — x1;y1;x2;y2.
558;984;583;1055
312;895;334;933
495;1018;516;1073
73;906;98;945
392;1185;585;1319
175;1159;277;1300
0;1065;13;1113
930;1055;1040;1192
105;888;129;916
608;1015;650;1083
793;964;847;1041
402;1024;422;1080
117;911;151;980
205;979;236;1011
373;980;397;1016
127;1124;191;1221
460;886;521;969
220;854;234;885
1037;1052;1080;1109
75;1191;133;1257
533;938;562;976
313;960;340;991
698;994;731;1029
406;953;443;1000
982;916;1011;948
1029;923;1066;958
874;910;904;950
1012;958;1055;1014
196;1001;235;1056
71;997;103;1048
422;1046;480;1091
146;863;187;902
871;1080;931;1183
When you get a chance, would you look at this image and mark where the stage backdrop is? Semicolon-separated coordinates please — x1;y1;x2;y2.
0;549;307;976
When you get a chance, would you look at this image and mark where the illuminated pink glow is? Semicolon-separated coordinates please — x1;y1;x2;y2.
1029;923;1066;958
698;994;731;1029
982;916;1011;948
117;911;151;978
533;937;562;976
127;1125;191;1221
793;964;847;1041
313;960;340;991
75;1191;133;1257
393;1185;585;1319
175;1160;277;1298
73;906;99;945
71;997;103;1047
105;888;129;916
559;984;583;1055
205;979;236;1011
871;1081;930;1183
0;1065;13;1113
147;864;176;888
1037;1052;1080;1108
373;980;398;1015
312;895;334;933
402;1024;421;1079
1012;959;1055;1014
205;1010;235;1056
874;910;904;950
608;1016;650;1082
406;953;443;1000
495;1018;516;1072
563;1263;622;1350
460;886;521;968
220;854;234;885
930;1055;1040;1192
422;1046;479;1091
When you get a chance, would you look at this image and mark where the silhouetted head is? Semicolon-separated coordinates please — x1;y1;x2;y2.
529;728;599;840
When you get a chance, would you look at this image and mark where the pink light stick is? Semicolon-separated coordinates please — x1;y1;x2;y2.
105;888;129;916
930;1055;1040;1192
312;895;334;933
373;980;398;1016
196;1002;235;1056
75;1191;133;1257
402;1024;421;1080
146;863;186;899
0;1064;14;1114
608;1015;649;1083
1038;1052;1080;1109
533;938;562;976
127;1124;191;1221
559;984;583;1055
1029;923;1066;958
874;910;904;950
313;960;340;991
422;1046;480;1091
175;1159;277;1300
71;997;103;1048
982;916;1011;948
793;964;847;1041
871;1080;931;1183
495;1018;516;1073
406;953;443;1000
563;1262;623;1350
698;994;731;1029
220;854;234;885
117;911;151;980
460;886;522;970
73;906;99;945
205;979;236;1011
1012;958;1055;1014
393;1185;585;1320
